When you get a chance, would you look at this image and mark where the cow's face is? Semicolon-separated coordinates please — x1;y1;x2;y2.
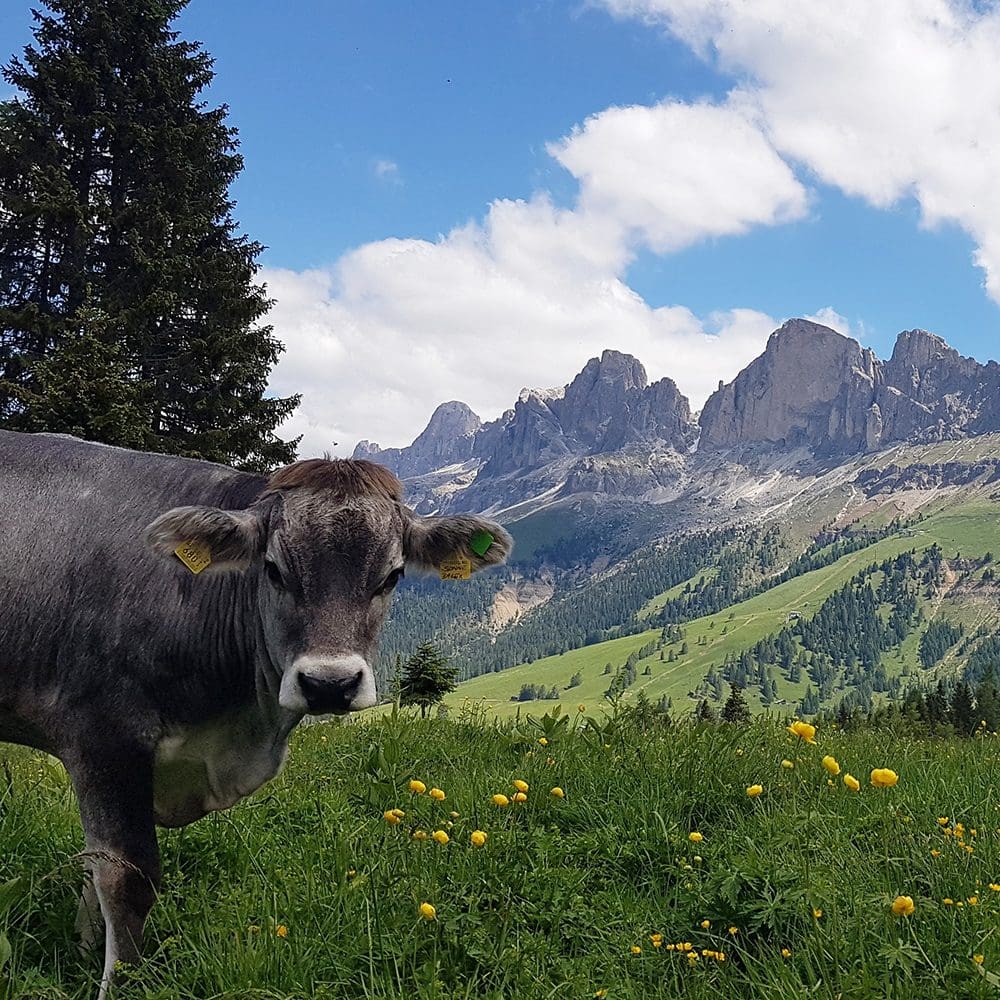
144;460;511;716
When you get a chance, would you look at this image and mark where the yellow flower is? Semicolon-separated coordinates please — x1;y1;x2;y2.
384;809;403;825
989;884;1000;892
412;829;428;841
595;992;608;999
470;830;487;847
630;945;642;954
450;810;460;818
891;895;915;917
408;779;426;794
429;787;446;801
492;794;510;807
968;896;979;905
650;933;663;948
781;948;792;959
275;924;288;938
419;902;436;921
513;779;529;793
943;898;954;905
781;759;794;769
973;954;985;965
538;737;549;746
700;919;711;929
688;831;703;843
843;773;860;792
432;829;449;845
822;755;840;776
746;783;764;798
787;720;817;744
550;786;565;798
812;908;823;919
512;791;528;803
938;816;949;826
930;849;941;857
728;926;738;936
870;768;899;788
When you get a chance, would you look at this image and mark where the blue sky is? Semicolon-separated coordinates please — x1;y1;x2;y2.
3;1;999;453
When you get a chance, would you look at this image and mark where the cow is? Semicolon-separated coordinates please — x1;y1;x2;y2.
0;429;511;997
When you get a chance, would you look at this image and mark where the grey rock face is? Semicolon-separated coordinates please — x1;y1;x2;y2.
699;319;880;453
700;320;1000;454
351;400;481;477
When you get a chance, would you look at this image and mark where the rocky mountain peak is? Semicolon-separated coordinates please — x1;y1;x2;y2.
699;320;879;453
351;400;482;477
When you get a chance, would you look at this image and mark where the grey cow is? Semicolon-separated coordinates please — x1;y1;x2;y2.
0;430;511;997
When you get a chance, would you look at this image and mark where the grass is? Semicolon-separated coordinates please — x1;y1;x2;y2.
448;498;1000;720
3;711;1000;998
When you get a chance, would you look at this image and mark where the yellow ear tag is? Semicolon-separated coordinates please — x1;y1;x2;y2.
439;553;471;581
174;540;212;574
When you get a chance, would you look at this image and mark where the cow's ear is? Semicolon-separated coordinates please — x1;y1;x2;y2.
403;512;512;574
144;506;264;574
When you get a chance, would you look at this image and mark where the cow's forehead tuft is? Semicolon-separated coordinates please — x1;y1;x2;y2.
266;458;402;502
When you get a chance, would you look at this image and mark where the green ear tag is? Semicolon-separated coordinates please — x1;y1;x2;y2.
470;530;494;557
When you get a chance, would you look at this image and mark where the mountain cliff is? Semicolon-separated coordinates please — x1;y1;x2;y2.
699;320;1000;454
353;321;1000;515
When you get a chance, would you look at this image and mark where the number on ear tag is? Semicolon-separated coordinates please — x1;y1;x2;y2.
174;540;212;574
439;554;471;581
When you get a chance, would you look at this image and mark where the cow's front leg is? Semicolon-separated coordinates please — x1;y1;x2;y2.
64;742;160;999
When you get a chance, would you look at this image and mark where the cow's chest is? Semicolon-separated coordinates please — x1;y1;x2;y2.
153;711;289;827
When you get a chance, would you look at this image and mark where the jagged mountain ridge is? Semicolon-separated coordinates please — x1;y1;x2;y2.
355;320;1000;515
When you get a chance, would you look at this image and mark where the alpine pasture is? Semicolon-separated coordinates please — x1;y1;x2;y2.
2;707;1000;998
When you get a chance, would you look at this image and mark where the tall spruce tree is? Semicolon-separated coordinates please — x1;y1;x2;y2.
399;643;458;719
0;0;299;470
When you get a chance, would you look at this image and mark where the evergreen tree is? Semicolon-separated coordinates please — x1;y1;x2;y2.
721;684;751;725
694;698;717;724
399;643;458;719
0;0;299;470
950;681;976;736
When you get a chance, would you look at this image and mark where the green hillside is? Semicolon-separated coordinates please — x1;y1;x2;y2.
447;497;1000;720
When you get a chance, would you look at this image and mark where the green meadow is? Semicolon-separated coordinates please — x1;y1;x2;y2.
448;498;1000;719
3;711;1000;998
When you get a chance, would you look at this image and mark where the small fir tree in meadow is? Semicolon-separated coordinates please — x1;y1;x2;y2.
399;642;458;719
721;684;751;725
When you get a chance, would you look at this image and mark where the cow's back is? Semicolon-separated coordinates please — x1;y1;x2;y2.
0;431;266;748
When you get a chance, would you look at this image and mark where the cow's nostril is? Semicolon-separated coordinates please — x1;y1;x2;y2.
296;668;365;713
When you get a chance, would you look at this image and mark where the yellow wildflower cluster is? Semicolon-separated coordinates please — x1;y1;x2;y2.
939;817;977;853
384;808;405;825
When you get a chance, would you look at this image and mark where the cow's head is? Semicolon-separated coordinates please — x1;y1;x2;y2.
144;459;511;716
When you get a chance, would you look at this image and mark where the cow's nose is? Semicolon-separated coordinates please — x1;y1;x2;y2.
297;669;363;714
279;653;378;714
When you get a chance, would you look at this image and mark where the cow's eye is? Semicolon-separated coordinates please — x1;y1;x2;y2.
264;559;285;589
376;567;404;596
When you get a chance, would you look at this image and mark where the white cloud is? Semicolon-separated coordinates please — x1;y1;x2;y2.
373;158;401;183
600;0;1000;301
550;100;808;252
266;97;809;455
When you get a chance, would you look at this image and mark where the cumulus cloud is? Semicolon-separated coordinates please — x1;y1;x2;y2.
550;100;807;252
600;0;1000;300
267;95;812;455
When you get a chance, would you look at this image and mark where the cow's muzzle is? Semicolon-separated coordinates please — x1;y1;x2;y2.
279;654;377;714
